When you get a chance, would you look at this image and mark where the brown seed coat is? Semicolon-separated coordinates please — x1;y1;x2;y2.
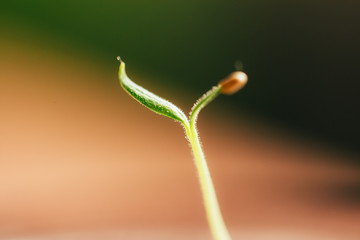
219;71;248;95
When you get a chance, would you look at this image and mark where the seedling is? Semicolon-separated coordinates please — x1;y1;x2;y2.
117;57;247;240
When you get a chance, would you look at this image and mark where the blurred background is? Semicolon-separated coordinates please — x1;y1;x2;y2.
0;1;359;239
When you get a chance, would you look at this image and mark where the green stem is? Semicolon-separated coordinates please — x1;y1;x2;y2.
185;123;231;240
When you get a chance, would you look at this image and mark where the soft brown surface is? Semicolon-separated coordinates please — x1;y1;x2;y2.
0;41;359;239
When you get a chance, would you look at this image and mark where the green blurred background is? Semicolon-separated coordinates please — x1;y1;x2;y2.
1;0;359;154
1;1;360;238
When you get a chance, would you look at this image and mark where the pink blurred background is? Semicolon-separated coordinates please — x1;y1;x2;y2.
1;1;360;239
1;38;359;239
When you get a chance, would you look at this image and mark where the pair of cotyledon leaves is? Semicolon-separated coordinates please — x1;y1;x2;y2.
118;59;221;128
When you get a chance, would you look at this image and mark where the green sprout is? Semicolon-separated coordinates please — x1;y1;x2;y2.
117;57;247;240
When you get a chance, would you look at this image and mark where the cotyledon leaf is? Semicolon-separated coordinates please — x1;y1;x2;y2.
189;85;221;127
118;59;189;126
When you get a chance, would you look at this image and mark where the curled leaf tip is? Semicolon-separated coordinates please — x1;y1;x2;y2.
219;71;248;95
116;56;122;62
